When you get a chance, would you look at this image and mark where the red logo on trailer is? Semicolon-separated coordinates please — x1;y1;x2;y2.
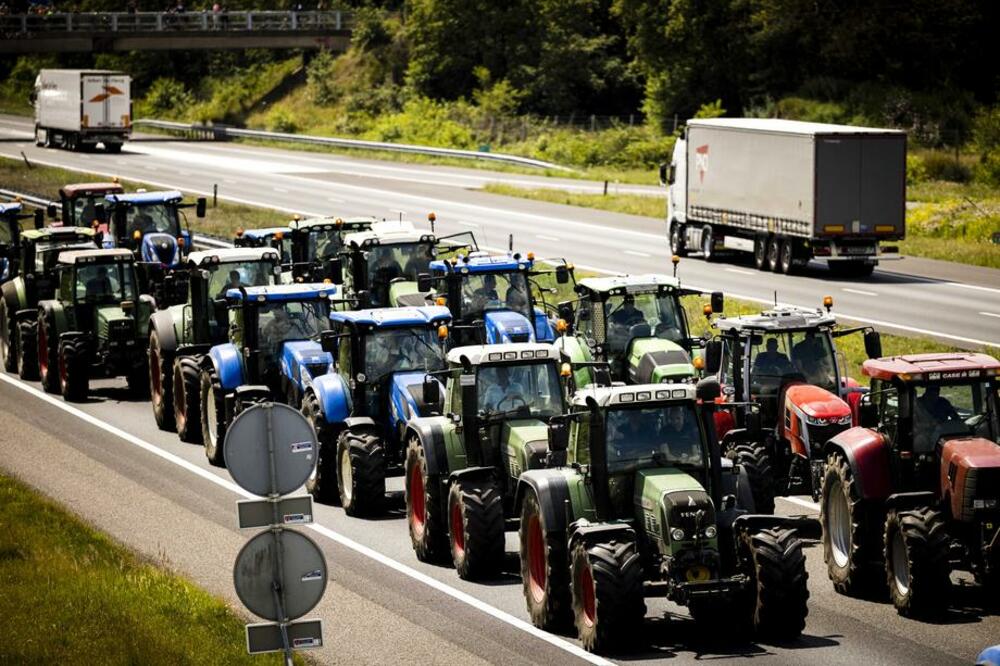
695;144;709;184
88;86;125;103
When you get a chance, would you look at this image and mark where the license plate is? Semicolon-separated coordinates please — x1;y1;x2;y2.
842;246;874;256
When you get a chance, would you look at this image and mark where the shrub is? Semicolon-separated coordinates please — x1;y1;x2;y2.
972;105;1000;187
921;151;972;183
773;97;847;124
306;50;340;107
362;97;475;148
694;99;726;119
139;78;194;119
266;108;298;134
906;154;927;185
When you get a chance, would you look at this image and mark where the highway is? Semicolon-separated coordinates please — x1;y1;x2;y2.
1;114;999;664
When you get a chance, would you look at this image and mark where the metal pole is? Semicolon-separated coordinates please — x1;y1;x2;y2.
213;184;218;208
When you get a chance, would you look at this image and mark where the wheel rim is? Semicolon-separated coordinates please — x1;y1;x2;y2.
38;325;48;378
1;312;8;364
781;242;792;272
527;514;547;604
206;387;218;448
580;563;596;628
451;498;465;559
768;240;780;267
755;237;766;266
827;479;851;568
340;445;353;504
891;527;910;595
409;463;426;537
702;232;712;257
671;225;682;252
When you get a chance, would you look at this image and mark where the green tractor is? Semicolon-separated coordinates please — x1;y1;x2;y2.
288;215;376;282
37;249;152;401
555;273;722;388
404;342;567;580
1;224;98;379
515;381;810;653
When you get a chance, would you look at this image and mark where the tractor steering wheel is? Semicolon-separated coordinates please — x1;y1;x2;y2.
497;393;527;411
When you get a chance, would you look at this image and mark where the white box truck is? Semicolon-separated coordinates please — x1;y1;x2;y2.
33;69;132;153
662;118;906;277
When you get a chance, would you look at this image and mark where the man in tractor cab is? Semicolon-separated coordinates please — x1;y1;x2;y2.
665;404;702;460
793;333;836;387
481;365;526;413
913;384;962;452
473;273;500;309
753;336;794;377
85;265;114;299
608;294;646;330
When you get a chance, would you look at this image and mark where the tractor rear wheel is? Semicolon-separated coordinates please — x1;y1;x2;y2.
149;330;174;430
884;507;951;618
58;338;89;402
302;391;339;505
17;319;38;380
38;313;60;393
336;429;386;517
820;453;882;596
448;478;505;580
519;489;572;631
738;527;809;639
405;435;447;562
570;539;645;653
200;368;227;467
172;356;202;443
727;442;775;514
0;300;15;372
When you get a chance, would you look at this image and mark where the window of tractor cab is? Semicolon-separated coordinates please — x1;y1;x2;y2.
35;241;94;273
256;300;328;355
362;326;445;382
909;380;995;453
72;195;108;226
604;402;705;475
366;242;435;285
333;324;352;378
603;291;685;350
748;330;838;395
459;271;531;322
123;203;180;237
74;261;136;304
569;414;591;466
207;261;277;299
307;228;344;261
476;361;563;419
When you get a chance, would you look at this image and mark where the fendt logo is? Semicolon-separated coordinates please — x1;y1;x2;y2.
695;144;709;184
88;86;125;103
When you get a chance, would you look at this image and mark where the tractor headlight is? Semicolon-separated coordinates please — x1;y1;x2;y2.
703;525;717;539
804;413;852;426
670;528;685;541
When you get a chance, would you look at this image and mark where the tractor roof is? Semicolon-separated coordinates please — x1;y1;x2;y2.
571;383;697;408
239;226;290;240
60;182;124;197
713;306;836;334
22;226;96;241
289;216;377;232
343;220;432;248
577;273;681;295
863;352;1000;382
330;305;452;328
447;342;558;367
105;190;183;205
429;251;533;275
0;202;22;215
187;247;281;266
57;248;134;264
226;283;337;302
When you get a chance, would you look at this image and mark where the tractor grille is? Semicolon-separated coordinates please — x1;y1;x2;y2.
108;319;135;347
806;423;848;454
508;332;531;343
961;467;1000;522
305;362;330;379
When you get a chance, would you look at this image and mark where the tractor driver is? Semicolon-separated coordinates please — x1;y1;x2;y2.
481;365;525;414
262;306;308;351
609;294;646;330
472;274;501;311
219;270;246;297
753;337;794;378
913;384;961;451
664;405;701;461
85;265;114;300
793;334;835;388
372;250;403;305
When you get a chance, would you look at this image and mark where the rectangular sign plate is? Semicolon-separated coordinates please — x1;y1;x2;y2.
237;495;314;529
246;619;323;655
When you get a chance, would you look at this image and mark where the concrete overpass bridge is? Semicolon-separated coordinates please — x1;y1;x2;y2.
0;10;352;53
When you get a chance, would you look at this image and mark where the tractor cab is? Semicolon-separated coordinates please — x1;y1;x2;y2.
15;226;98;295
0;202;45;281
234;226;292;266
557;274;712;386
418;249;571;346
58;182;124;228
289;216;376;282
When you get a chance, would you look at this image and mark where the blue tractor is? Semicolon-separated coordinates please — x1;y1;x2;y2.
198;283;337;466
301;305;453;516
234;226;292;266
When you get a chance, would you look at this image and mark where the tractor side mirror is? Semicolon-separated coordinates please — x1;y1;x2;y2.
557;301;574;327
555;265;569;284
319;330;338;354
658;162;668;186
195;197;207;218
695;377;721;402
711;291;724;315
547;420;569;452
704;339;722;374
325;257;342;283
864;330;882;359
422;375;440;406
417;272;432;293
46;204;57;219
858;393;877;427
33;209;44;229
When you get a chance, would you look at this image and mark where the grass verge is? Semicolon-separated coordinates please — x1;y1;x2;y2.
0;472;300;664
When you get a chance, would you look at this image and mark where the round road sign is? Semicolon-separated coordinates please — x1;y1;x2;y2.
224;403;317;497
233;528;327;622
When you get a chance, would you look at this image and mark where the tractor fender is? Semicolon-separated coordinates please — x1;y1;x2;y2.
823;427;891;500
533;308;555;342
554;335;595;389
309;373;352;425
885;491;937;510
568;520;636;550
148;310;178;356
732;514;821;541
390;371;443;427
449;466;495;486
405;417;450;477
1;280;22;316
38;299;67;335
514;469;573;536
718;457;756;512
484;310;535;344
207;343;244;390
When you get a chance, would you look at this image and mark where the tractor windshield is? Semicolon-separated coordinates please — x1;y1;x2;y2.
604;403;705;474
124;203;181;238
36;241;94;273
367;242;435;286
207;261;277;298
604;291;685;351
257;300;329;357
910;380;999;452
363;326;446;381
307;228;345;261
460;271;531;322
749;330;838;396
71;195;109;228
477;361;563;419
75;261;137;304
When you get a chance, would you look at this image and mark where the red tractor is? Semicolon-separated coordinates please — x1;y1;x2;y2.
819;352;1000;617
703;300;880;512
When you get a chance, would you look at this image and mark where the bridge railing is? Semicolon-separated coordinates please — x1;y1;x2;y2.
0;10;351;35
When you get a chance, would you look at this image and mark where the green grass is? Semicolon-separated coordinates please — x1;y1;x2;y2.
0;472;301;665
483;184;664;217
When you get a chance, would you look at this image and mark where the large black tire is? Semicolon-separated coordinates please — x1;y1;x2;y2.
728;442;776;515
38;312;61;394
105;142;123;154
669;221;688;257
778;237;796;274
200;368;227;467
884;507;951;618
448;478;505;580
0;300;15;372
700;225;716;262
58;338;89;402
753;235;769;271
337;429;386;517
767;236;782;273
738;527;810;639
34;124;44;147
148;330;174;430
830;261;875;278
302;391;339;505
570;539;645;653
17;319;38;380
405;435;447;562
519;489;572;631
820;453;882;596
172;356;202;443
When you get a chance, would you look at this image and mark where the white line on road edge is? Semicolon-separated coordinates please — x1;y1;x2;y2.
273;187;289;193
0;373;611;666
537;234;560;241
624;250;650;257
457;220;478;227
980;311;1000;319
842;288;878;296
724;268;754;275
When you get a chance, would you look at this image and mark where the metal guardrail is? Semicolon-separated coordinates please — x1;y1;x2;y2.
0;11;351;35
134;119;573;172
0;187;54;209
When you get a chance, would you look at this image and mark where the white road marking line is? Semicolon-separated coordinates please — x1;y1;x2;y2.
778;496;820;512
537;234;560;242
624;250;650;257
178;170;192;176
224;179;238;185
273;187;289;193
943;281;1000;296
842;288;878;296
144;165;158;171
457;220;478;227
0;372;611;666
980;311;1000;319
327;196;344;203
725;268;753;275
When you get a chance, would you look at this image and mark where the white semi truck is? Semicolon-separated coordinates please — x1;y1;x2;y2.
662;118;906;277
33;69;132;153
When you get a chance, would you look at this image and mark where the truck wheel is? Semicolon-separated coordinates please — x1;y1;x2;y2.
58;338;89;402
302;391;339;505
17;319;38;380
34;125;44;147
700;225;716;262
405;435;447;562
820;452;882;596
448;478;505;580
38;313;61;393
0;300;15;372
200;368;227;467
753;235;769;271
336;429;386;517
727;442;775;514
105;143;123;154
739;527;809;639
519;489;572;631
669;221;688;257
767;236;782;272
172;356;202;443
884;507;951;618
149;330;175;430
779;238;796;274
570;539;645;653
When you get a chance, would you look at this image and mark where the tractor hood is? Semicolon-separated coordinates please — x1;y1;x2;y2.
502;419;551;475
281;340;333;389
96;306;134;340
141;233;180;268
940;437;1000;522
390;370;444;423
485;310;535;344
634;468;717;556
627;338;695;384
785;384;851;421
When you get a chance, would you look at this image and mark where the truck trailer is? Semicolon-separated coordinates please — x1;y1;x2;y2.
33;70;131;153
663;118;906;277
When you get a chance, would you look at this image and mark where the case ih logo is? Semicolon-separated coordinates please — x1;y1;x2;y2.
695;144;709;183
88;86;125;103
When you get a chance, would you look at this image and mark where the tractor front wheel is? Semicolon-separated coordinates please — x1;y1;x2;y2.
727;442;775;514
17;319;38;380
519;489;572;631
884;507;951;618
38;313;60;393
58;338;89;402
200;368;227;467
302;391;339;504
149;330;174;430
448;478;505;580
172;356;202;443
738;527;809;639
337;429;386;517
820;453;882;596
570;539;645;653
405;435;447;561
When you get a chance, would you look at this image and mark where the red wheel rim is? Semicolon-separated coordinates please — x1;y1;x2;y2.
58;347;67;388
450;498;465;558
527;514;546;603
174;368;186;429
38;325;48;377
150;346;161;399
409;464;425;537
580;564;596;628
